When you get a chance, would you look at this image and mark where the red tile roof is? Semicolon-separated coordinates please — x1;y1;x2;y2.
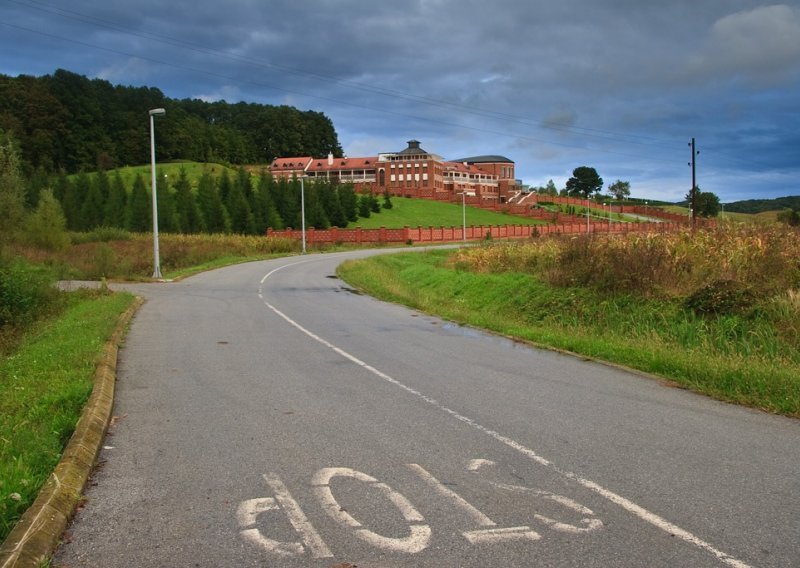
306;157;379;172
270;157;312;170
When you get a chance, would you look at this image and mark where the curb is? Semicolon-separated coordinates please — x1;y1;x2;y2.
0;296;144;568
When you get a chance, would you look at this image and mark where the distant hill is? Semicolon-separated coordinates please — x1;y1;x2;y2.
0;69;342;175
723;196;800;214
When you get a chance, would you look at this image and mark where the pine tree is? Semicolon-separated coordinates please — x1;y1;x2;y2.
255;172;283;232
358;194;371;218
173;168;201;233
196;172;227;233
156;173;178;233
226;183;255;234
104;171;127;228
126;173;151;232
304;183;330;229
80;174;105;230
338;184;359;222
382;190;393;210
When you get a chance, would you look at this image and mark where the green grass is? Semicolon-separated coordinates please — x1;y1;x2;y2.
0;290;136;541
337;250;800;417
348;197;547;229
69;161;238;188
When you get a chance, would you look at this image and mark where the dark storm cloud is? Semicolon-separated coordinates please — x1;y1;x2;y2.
1;0;798;200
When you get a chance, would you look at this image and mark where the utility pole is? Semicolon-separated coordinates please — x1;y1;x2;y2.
688;137;698;228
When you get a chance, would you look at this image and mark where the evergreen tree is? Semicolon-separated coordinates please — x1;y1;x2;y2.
368;193;381;213
126;173;151;232
255;172;283;232
217;169;232;204
156;173;178;233
382;190;393;210
304;183;330;229
67;172;91;230
226;182;255;234
95;169;111;204
173;168;201;233
283;178;302;229
358;194;371;218
338;184;359;222
53;172;70;203
196;172;227;233
80;173;105;230
104;171;127;228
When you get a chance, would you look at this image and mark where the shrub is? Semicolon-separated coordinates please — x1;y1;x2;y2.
685;279;756;315
0;257;61;329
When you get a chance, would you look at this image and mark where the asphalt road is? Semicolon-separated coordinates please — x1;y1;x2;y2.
55;249;800;567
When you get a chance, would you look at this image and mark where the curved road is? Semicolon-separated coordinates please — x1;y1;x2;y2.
56;250;799;567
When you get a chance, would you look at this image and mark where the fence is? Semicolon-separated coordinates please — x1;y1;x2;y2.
266;221;685;245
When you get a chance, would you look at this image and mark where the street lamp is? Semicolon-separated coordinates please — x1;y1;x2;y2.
149;108;165;279
300;177;307;254
461;191;466;242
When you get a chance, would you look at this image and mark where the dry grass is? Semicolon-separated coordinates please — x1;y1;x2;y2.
12;233;299;280
450;225;800;299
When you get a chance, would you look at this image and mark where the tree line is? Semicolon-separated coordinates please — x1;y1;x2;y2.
2;127;392;250
0;69;342;175
54;167;386;236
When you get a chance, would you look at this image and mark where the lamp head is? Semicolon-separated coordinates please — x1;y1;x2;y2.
149;108;166;116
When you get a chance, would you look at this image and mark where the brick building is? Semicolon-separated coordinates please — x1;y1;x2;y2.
270;140;521;203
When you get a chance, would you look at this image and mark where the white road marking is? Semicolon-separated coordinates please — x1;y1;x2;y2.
236;473;333;558
311;467;431;553
463;526;541;544
468;459;603;534
406;463;496;527
259;260;754;568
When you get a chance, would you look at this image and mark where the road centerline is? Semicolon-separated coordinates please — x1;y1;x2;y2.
258;258;752;568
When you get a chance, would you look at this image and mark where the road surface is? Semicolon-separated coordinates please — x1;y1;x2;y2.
55;250;800;567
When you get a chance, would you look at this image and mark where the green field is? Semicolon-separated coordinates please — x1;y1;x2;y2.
348;197;547;229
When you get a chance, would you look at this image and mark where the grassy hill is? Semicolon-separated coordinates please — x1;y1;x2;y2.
68;161;237;187
348;197;547;229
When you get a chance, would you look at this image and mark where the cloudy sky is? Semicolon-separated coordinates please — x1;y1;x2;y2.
2;0;799;202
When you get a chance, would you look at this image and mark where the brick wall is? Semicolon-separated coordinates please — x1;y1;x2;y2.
266;221;684;245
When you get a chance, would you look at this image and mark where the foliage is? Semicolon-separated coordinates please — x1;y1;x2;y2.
24;189;70;251
725;195;800;214
565;166;603;199
0;69;342;175
693;190;721;218
777;208;800;227
607;179;630;201
0;130;27;244
685;279;755;315
0;257;62;332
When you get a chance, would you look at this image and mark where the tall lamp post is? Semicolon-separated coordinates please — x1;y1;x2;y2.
300;177;307;254
461;191;466;242
149;108;166;279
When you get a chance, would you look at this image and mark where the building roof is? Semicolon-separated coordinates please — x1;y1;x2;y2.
397;140;429;155
306;156;378;172
271;157;312;170
452;155;514;164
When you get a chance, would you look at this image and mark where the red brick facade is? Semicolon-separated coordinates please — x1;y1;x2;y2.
270;140;521;203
